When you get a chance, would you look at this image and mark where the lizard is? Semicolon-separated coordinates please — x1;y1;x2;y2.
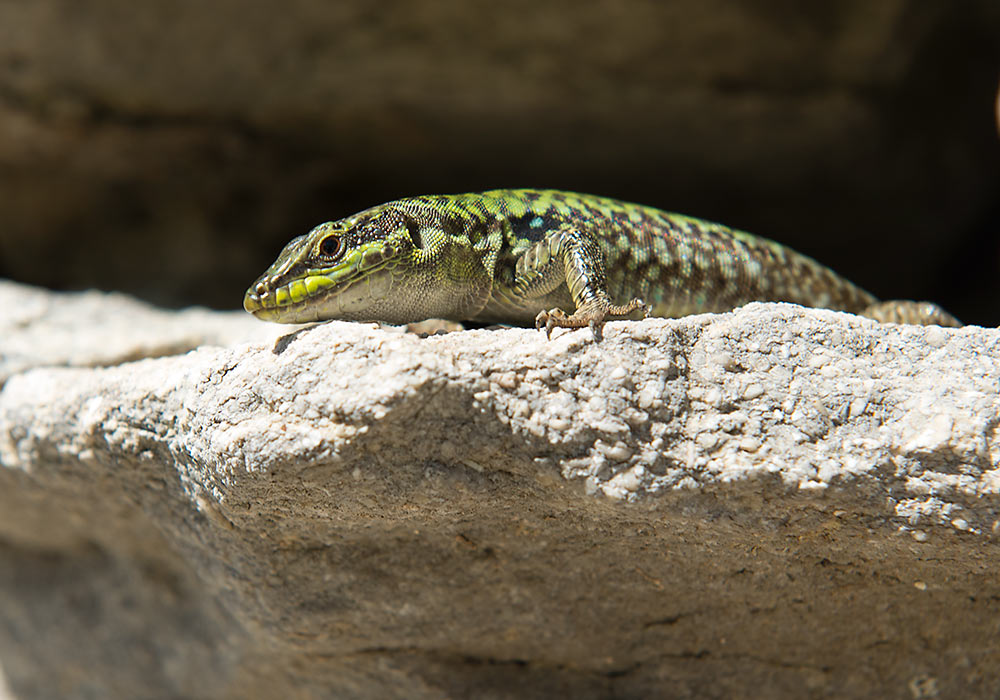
243;188;960;338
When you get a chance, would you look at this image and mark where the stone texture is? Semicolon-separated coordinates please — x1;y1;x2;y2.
0;280;296;384
0;2;998;322
1;280;999;698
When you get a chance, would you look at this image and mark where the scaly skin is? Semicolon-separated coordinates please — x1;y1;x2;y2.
243;189;960;337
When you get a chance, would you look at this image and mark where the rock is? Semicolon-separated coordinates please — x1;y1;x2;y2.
1;280;999;698
0;280;296;384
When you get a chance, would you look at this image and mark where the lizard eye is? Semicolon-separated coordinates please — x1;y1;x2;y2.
318;235;343;259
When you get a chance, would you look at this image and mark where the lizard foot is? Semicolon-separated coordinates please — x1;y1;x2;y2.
535;298;647;340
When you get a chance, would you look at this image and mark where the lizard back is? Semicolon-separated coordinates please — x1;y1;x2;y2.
415;189;878;321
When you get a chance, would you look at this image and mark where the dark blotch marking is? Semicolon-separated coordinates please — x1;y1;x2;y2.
507;212;563;244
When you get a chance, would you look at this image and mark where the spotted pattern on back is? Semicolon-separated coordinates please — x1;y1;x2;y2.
387;189;877;318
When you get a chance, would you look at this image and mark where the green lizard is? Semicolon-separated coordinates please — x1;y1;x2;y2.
243;189;960;337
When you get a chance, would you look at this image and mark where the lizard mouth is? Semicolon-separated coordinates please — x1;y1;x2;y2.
243;241;401;323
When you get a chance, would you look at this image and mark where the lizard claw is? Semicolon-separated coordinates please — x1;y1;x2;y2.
535;308;566;339
535;299;643;340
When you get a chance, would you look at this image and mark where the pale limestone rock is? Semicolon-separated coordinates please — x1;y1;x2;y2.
2;281;999;699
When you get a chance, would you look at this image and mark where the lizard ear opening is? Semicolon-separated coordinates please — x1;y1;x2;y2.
405;219;423;249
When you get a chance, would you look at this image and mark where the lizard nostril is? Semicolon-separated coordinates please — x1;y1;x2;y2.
255;282;266;296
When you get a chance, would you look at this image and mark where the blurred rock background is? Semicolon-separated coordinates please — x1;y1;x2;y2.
1;1;998;324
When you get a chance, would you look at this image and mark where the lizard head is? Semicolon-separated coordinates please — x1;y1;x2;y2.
243;204;422;324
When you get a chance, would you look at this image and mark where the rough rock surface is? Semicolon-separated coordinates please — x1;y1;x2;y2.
1;279;999;699
0;280;296;384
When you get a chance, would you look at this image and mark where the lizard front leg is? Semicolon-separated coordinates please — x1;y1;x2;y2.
511;226;646;339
